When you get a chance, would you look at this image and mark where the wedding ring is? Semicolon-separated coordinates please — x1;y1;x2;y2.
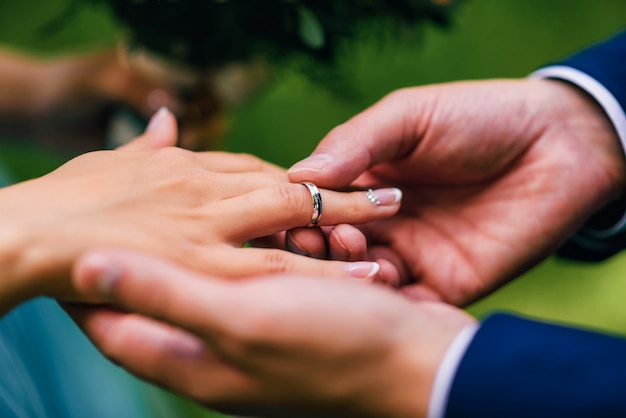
300;182;323;226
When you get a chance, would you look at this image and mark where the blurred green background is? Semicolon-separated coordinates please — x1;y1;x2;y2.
1;0;626;416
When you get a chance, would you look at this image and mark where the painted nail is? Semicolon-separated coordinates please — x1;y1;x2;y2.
366;188;403;206
145;106;170;133
345;261;380;279
287;153;333;174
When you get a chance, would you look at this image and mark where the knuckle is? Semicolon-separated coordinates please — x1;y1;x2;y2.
235;152;266;170
261;250;293;275
276;183;309;216
168;168;215;195
152;146;189;160
179;167;213;184
234;153;284;175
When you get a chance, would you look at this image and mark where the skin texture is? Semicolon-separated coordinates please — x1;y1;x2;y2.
0;110;400;315
287;78;626;306
69;250;475;418
35;77;626;417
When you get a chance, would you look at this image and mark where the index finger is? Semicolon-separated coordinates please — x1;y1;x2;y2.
73;250;234;338
287;88;426;188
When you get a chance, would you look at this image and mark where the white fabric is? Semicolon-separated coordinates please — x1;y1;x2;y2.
427;323;480;418
531;65;626;238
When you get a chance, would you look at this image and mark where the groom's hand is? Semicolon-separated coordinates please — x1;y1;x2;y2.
288;79;626;306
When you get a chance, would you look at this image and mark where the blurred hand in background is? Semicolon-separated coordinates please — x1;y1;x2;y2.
0;47;225;154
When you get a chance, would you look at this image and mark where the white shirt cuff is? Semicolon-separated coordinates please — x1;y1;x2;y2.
531;65;626;238
427;322;480;418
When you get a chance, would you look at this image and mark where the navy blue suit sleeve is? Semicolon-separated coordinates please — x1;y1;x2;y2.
558;30;626;109
445;313;626;418
552;30;626;261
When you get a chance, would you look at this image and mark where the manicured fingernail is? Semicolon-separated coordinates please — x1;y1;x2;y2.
145;106;170;133
287;153;333;174
366;188;402;206
346;261;380;279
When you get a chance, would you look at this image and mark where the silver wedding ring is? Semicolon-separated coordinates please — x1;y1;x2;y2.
300;182;322;226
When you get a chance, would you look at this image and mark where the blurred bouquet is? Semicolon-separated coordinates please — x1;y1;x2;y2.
90;0;457;70
82;0;458;149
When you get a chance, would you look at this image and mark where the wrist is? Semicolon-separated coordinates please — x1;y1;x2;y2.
537;78;626;203
377;304;476;418
0;188;39;315
0;177;78;315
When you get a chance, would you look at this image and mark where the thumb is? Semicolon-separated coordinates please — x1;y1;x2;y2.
287;89;422;188
73;250;229;335
119;107;178;151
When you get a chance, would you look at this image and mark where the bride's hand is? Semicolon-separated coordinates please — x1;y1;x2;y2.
0;109;401;314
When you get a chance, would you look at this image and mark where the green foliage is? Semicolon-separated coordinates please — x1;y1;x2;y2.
83;0;457;70
297;6;325;50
